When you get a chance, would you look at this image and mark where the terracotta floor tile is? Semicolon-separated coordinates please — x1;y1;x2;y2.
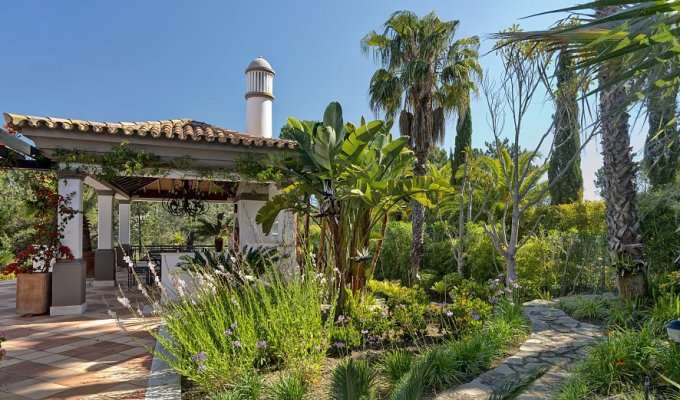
0;281;155;398
3;378;70;400
0;371;31;388
54;371;118;388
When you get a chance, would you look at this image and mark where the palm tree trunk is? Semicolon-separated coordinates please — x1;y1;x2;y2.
598;6;647;300
410;150;427;285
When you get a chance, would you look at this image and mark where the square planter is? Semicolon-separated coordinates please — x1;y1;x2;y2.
50;259;87;316
16;272;52;315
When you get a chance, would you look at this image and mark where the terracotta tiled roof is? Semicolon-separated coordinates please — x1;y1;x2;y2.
3;113;296;149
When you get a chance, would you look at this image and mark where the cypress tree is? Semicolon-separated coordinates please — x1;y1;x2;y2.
451;103;472;184
549;51;583;204
643;75;679;187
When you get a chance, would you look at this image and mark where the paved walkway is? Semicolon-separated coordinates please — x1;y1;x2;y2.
435;299;603;400
0;279;157;400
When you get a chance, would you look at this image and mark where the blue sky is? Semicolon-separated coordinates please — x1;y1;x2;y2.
0;1;647;199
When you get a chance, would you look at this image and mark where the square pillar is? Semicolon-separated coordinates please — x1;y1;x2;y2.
51;175;87;316
94;191;115;287
116;200;132;268
235;183;296;274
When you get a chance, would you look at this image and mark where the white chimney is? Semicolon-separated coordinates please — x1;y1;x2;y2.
245;56;275;138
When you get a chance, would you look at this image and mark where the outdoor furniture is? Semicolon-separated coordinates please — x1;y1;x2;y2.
127;254;162;289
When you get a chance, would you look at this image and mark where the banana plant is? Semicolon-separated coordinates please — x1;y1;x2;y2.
257;102;449;304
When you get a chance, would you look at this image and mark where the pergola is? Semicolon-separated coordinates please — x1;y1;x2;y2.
1;112;297;316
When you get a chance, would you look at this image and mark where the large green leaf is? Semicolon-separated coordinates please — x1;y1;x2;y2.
323;102;344;147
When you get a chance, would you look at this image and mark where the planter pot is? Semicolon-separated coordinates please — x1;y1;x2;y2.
83;251;95;278
666;320;680;343
16;272;52;315
215;237;224;253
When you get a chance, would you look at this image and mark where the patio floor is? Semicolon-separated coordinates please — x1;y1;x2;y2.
0;279;157;400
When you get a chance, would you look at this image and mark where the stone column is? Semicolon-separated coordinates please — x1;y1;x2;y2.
51;175;87;316
94;191;115;287
116;200;132;268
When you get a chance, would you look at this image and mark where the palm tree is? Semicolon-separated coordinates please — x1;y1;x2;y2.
598;6;647;298
362;11;481;283
498;2;657;299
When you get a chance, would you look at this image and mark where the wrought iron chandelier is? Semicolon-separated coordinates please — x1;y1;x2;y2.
162;179;209;217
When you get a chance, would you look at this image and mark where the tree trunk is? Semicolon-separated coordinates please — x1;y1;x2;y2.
370;212;389;278
410;151;427;285
598;6;647;300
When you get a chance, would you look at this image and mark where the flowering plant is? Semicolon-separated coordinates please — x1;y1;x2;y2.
1;174;76;274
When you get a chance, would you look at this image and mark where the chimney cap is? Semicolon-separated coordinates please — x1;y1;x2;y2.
246;56;275;75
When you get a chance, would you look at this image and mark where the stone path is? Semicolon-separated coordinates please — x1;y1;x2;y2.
435;299;603;400
0;279;157;399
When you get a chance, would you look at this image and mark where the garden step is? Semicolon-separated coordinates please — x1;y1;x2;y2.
433;300;603;400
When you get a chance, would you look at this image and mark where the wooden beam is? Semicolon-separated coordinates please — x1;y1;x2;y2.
0;129;45;159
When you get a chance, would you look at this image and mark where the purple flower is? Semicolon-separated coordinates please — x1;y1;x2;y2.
191;352;207;363
336;315;345;324
446;311;454;317
449;294;456;301
512;281;522;289
471;311;481;321
224;329;233;337
230;322;238;329
256;340;267;350
505;287;512;293
233;340;242;348
489;297;499;304
198;364;207;372
360;330;369;335
368;335;379;342
334;342;346;349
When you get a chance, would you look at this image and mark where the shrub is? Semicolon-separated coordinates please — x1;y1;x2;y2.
447;335;493;379
113;262;333;391
423;240;456;277
381;350;413;385
557;296;608;321
417;269;439;297
329;318;362;352
555;377;590;400
649;292;680;336
465;223;503;282
268;372;310;400
230;371;264;400
375;221;411;283
328;359;377;400
574;325;662;394
420;346;463;392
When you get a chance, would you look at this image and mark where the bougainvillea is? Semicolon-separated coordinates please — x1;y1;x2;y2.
1;173;76;274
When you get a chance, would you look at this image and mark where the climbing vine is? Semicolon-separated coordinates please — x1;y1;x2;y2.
52;141;161;182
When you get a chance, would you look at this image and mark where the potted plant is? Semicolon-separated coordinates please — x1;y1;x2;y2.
2;174;76;315
667;320;680;343
196;212;230;252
